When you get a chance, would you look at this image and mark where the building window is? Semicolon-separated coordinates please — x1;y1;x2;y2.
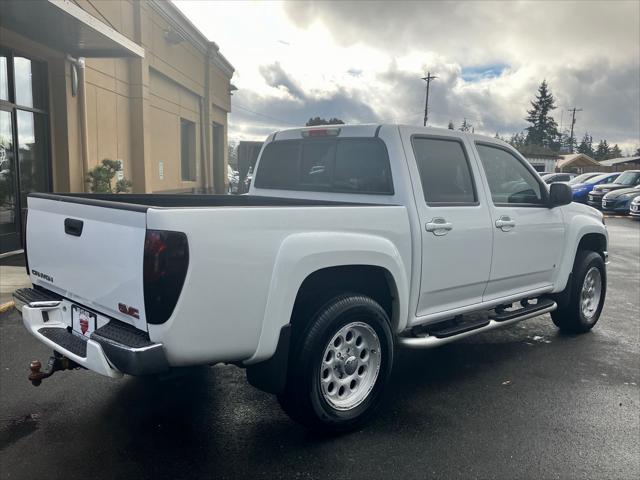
180;118;195;181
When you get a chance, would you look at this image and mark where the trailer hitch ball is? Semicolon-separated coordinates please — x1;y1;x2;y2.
28;355;75;386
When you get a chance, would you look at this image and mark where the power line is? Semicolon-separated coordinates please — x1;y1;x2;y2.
232;103;299;127
421;72;438;126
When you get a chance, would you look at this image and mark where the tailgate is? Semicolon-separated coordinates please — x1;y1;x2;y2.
26;196;148;330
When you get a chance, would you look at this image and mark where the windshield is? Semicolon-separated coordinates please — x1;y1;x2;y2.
615;171;640;186
569;172;601;185
587;173;618;184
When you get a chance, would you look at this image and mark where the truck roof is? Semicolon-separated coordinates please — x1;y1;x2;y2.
268;123;508;147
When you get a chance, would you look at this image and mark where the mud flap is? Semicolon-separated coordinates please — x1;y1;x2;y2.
246;325;291;395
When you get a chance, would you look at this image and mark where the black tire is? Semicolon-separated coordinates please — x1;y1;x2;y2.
551;250;606;333
278;294;394;433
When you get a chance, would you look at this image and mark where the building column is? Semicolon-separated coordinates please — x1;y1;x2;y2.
128;0;151;193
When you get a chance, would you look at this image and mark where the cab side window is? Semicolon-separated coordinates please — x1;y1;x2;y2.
475;144;544;206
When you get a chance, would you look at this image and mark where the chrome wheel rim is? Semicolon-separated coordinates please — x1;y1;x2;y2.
319;322;382;411
580;267;602;320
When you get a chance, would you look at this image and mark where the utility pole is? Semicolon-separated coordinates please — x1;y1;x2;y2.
567;107;582;153
422;72;438;126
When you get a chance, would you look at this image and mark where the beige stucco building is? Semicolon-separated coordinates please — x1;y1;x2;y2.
0;0;234;254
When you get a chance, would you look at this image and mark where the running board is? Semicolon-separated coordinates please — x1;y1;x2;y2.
490;297;556;322
398;301;557;349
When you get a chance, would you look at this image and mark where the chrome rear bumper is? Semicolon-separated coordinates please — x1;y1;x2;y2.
14;288;169;377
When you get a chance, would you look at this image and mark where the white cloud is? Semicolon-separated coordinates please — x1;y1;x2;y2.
174;0;640;153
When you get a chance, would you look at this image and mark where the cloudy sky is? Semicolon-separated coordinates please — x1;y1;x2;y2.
174;0;640;153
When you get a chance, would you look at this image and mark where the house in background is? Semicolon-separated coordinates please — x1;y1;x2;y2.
522;152;562;173
555;153;601;173
523;152;602;174
0;0;234;254
599;156;640;172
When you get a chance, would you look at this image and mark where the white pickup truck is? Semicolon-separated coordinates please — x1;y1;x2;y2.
15;124;608;432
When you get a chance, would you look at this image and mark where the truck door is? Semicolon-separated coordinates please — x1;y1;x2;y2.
472;141;565;301
401;130;493;317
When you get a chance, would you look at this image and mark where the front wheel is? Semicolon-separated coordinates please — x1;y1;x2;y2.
552;250;606;333
278;294;394;433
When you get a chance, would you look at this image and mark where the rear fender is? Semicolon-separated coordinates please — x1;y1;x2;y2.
245;232;409;365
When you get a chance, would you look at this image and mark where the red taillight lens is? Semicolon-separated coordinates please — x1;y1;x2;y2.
143;231;169;282
143;230;189;324
301;127;341;138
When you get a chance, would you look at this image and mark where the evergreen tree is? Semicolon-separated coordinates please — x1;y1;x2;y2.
608;144;622;159
447;121;455;130
305;117;345;126
634;147;640;156
576;132;595;157
594;139;610;161
87;159;132;193
459;118;472;132
525;80;559;149
559;132;574;153
509;131;526;150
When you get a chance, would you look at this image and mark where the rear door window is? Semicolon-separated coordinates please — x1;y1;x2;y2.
255;138;393;194
411;137;477;205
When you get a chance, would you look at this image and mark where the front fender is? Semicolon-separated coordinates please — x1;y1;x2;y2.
245;231;409;364
553;206;607;293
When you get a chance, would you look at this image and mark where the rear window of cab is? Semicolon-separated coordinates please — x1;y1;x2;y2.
254;138;394;194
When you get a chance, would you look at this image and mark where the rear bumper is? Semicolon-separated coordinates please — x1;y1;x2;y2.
14;288;169;377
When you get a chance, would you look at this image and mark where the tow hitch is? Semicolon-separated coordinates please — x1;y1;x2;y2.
29;352;79;386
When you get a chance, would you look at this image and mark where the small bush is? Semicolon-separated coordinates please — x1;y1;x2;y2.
87;159;132;193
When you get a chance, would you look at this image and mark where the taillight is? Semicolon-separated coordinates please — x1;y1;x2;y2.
143;230;189;324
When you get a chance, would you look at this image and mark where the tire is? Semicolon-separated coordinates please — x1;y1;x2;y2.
551;250;606;333
278;294;394;433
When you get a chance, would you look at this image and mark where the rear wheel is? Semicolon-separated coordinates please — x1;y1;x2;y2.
552;250;606;333
278;294;394;433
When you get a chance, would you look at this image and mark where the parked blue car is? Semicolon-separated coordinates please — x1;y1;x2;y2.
570;172;621;203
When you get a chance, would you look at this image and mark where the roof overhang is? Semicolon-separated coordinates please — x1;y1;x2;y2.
0;0;144;58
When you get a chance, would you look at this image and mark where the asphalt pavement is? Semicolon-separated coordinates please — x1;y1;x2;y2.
1;217;638;480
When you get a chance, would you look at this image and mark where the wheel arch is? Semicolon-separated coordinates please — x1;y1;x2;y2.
289;264;400;333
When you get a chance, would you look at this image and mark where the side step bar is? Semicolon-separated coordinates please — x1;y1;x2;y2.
398;300;557;349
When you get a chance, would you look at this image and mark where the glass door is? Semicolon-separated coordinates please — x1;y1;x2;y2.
0;108;20;252
0;48;51;254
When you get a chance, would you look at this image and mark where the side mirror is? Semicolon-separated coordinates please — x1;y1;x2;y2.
549;182;572;207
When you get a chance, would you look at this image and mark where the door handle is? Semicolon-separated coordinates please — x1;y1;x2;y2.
426;217;453;236
495;215;516;231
